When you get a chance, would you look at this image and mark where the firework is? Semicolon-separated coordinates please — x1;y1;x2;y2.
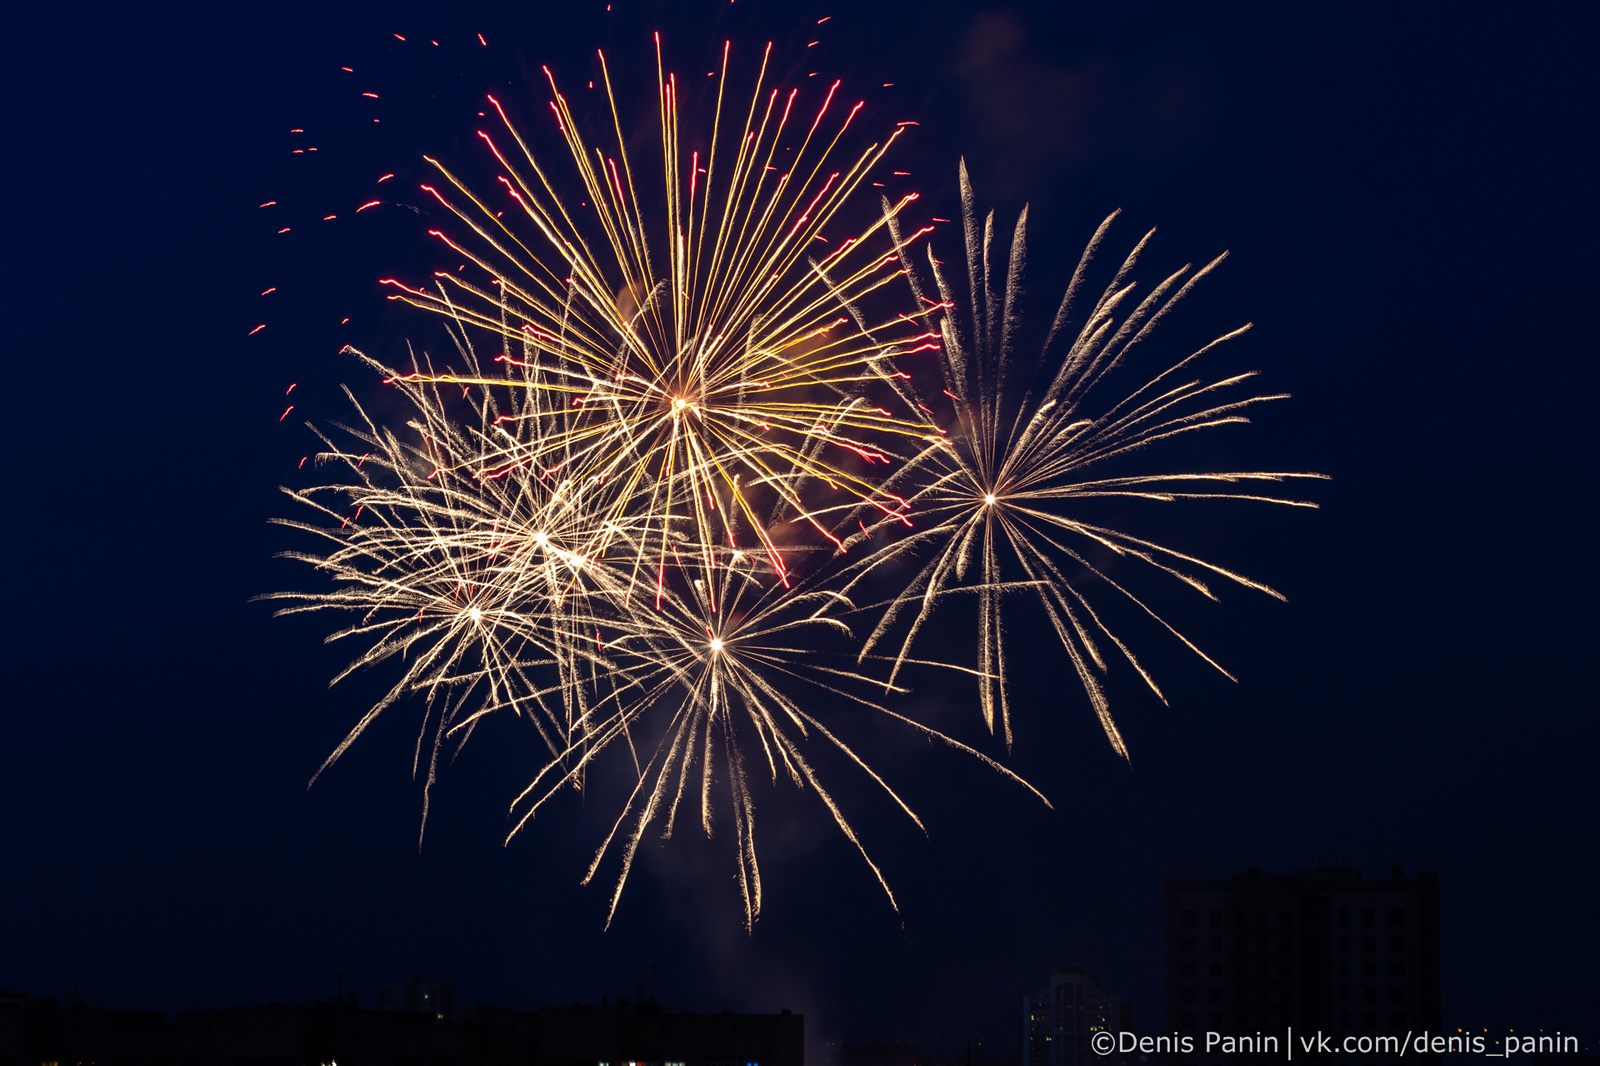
840;161;1327;756
266;40;1317;927
502;546;1045;929
260;344;639;837
381;38;943;600
266;41;1050;928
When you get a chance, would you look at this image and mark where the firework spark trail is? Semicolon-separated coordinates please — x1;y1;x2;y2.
267;40;1318;928
838;161;1327;756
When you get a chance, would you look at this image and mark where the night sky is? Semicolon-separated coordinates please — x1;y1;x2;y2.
3;0;1597;1051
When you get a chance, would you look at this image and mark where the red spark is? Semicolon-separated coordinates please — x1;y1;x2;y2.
278;406;294;421
248;324;266;336
836;441;888;465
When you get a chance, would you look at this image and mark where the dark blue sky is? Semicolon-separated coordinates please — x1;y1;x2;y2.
2;0;1596;1050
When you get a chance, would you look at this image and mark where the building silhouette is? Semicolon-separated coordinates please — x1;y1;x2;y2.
1162;867;1440;1044
1020;968;1128;1066
0;989;801;1066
